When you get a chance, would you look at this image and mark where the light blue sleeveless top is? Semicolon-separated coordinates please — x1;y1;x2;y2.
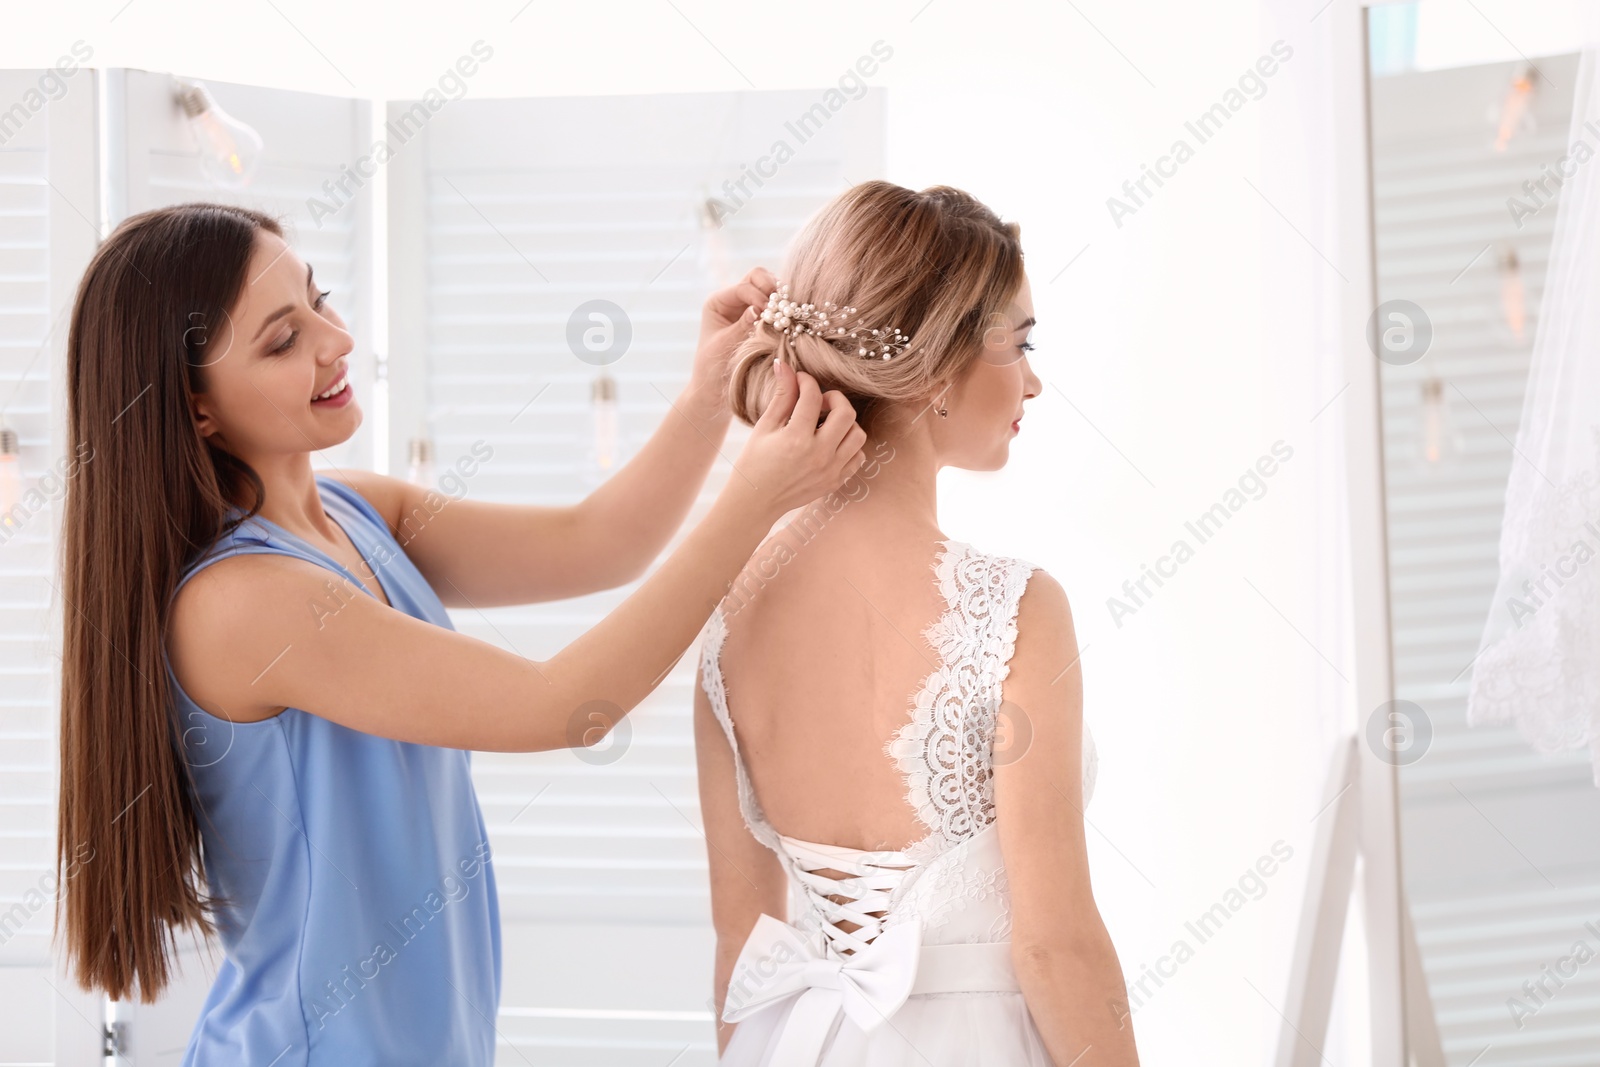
163;475;501;1066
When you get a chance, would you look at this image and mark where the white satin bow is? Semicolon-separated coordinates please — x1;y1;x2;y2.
720;912;924;1066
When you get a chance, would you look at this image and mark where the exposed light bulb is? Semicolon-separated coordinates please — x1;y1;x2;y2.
407;435;436;488
1499;245;1526;342
0;422;19;533
697;193;733;288
1420;377;1459;466
593;373;618;470
1493;67;1536;152
175;81;264;189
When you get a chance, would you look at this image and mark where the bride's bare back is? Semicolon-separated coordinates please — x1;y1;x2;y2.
712;518;961;854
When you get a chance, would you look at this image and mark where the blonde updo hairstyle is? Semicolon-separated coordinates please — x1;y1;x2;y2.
727;181;1025;432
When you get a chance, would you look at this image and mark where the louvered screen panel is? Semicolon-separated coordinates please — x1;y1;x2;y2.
0;77;58;982
387;89;884;1064
1371;52;1600;1065
0;66;107;1067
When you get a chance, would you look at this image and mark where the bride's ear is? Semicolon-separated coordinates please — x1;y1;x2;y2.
920;378;955;421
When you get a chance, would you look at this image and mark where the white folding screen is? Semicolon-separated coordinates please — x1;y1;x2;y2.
0;65;113;1067
384;89;884;1063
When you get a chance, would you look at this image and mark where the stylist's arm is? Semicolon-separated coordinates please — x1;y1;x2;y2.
174;352;863;753
390;267;782;605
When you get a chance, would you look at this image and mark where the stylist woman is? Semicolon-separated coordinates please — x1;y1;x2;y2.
53;203;863;1066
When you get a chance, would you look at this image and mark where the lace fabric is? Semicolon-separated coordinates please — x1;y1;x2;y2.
698;539;1099;958
885;540;1044;866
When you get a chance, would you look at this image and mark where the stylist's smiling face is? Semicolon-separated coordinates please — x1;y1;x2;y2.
191;229;358;457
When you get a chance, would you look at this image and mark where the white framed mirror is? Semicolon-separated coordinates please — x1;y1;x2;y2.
1333;3;1600;1064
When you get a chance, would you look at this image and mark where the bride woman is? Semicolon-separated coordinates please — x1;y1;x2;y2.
695;181;1139;1065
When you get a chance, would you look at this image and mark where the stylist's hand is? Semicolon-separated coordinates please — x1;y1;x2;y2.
728;356;866;518
688;267;778;417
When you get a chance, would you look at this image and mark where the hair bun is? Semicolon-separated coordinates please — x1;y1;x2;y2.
721;180;1024;432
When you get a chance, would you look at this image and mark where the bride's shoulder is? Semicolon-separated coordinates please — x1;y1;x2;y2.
941;539;1074;628
1008;566;1080;679
937;538;1047;587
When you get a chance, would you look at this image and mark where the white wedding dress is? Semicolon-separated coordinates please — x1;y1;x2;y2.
699;539;1100;1066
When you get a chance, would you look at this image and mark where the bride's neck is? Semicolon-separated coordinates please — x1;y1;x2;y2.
811;418;942;540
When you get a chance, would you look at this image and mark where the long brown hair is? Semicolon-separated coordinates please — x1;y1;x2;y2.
727;180;1025;431
56;203;282;1001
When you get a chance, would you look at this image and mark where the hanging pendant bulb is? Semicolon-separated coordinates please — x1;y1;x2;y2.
407;434;435;488
697;192;733;288
174;81;264;189
592;372;618;471
0;421;20;534
1492;66;1536;152
1419;376;1459;466
1499;245;1526;342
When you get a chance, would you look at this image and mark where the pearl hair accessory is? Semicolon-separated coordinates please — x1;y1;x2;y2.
759;283;910;361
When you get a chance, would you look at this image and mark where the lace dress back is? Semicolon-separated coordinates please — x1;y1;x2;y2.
700;539;1100;1066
